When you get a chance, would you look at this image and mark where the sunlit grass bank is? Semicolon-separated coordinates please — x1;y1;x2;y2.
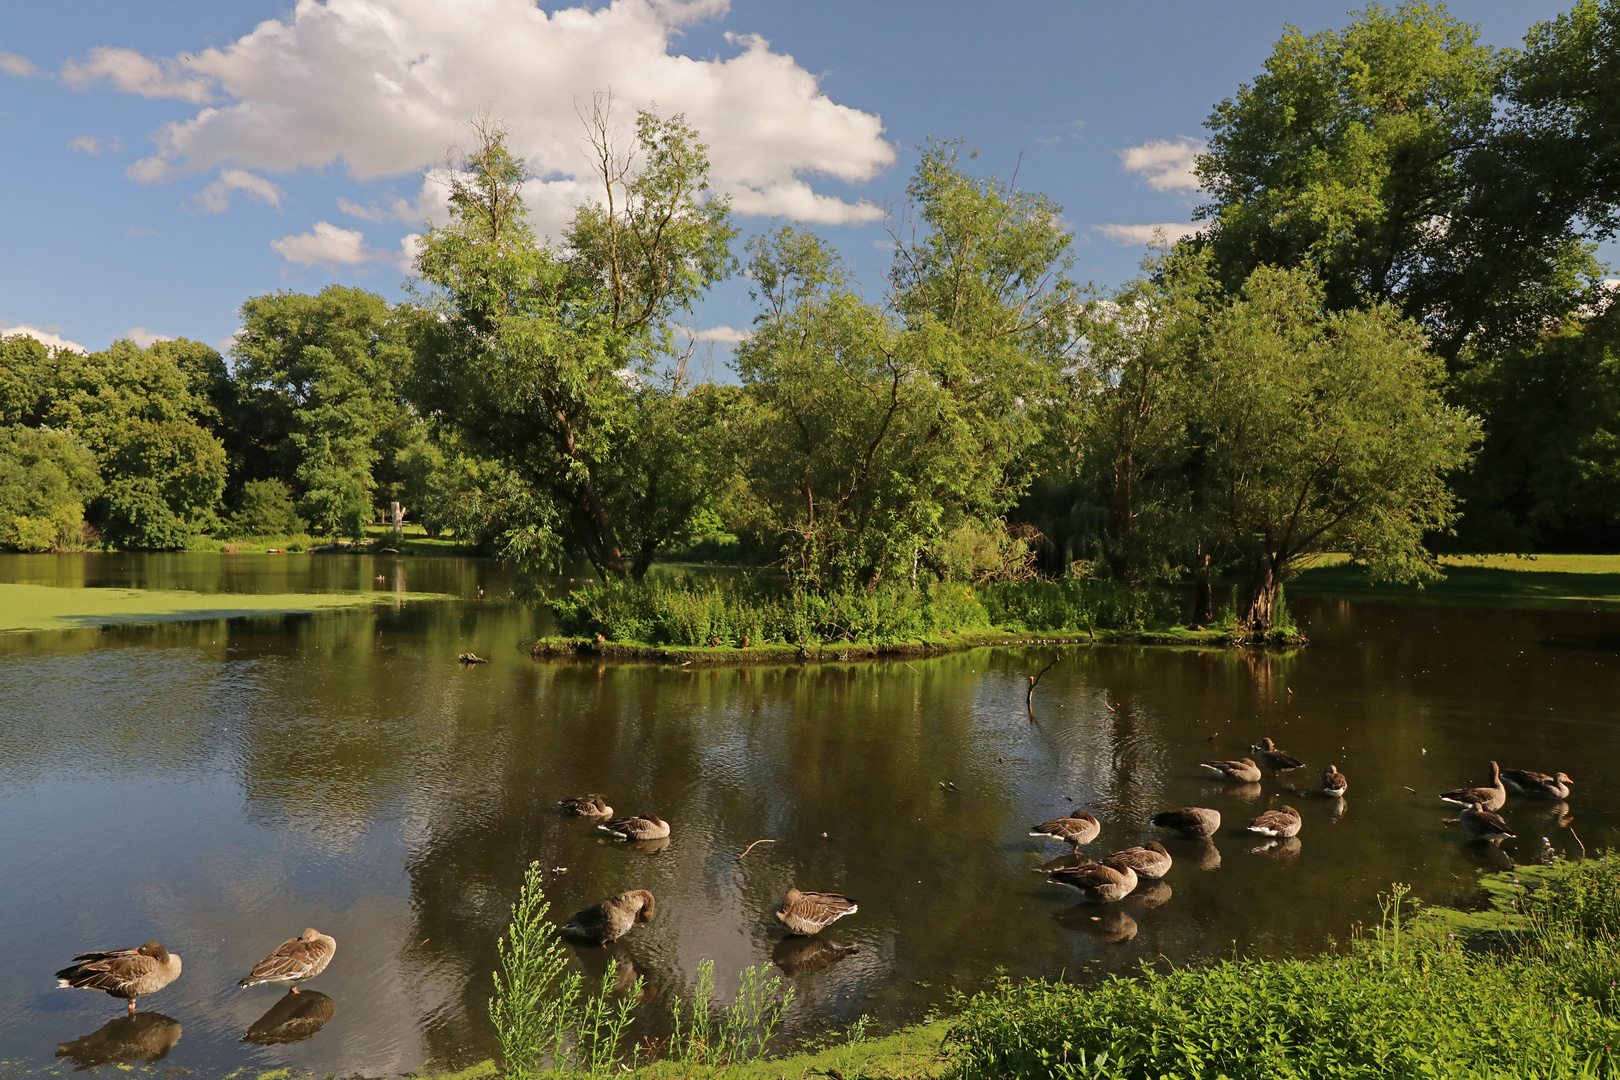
0;581;442;633
1293;552;1620;604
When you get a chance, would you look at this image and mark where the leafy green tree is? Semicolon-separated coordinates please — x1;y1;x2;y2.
229;478;306;537
410;105;736;578
232;285;416;538
0;335;58;426
1192;266;1480;633
0;425;101;551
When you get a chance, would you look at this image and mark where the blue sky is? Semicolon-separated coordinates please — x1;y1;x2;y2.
0;1;1580;362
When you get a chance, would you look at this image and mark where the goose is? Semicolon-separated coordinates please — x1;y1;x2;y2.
237;928;336;993
1105;841;1173;880
1501;770;1574;801
1439;761;1506;811
1201;757;1263;783
775;888;859;936
1459;803;1516;841
599;814;671;842
57;942;182;1014
559;796;614;820
1321;765;1348;798
1029;812;1101;850
562;890;656;945
1047;857;1139;903
1150;806;1221;838
1251;738;1305;772
1246;805;1303;838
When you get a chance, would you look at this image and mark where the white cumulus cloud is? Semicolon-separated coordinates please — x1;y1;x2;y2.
1;324;88;354
88;0;890;226
1119;137;1205;193
194;168;284;213
1095;222;1202;246
61;45;214;104
271;221;375;267
124;327;174;348
0;51;38;78
683;324;748;343
68;135;123;155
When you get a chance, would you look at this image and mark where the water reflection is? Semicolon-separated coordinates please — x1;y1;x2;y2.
1126;880;1174;909
56;1013;181;1068
1248;837;1303;862
1054;906;1138;944
1459;838;1516;870
1164;838;1222;871
773;936;860;978
243;990;336;1044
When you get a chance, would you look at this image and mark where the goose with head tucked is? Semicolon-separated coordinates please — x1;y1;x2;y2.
1246;804;1303;838
1029;811;1101;850
1151;806;1221;838
1501;770;1573;801
238;928;336;993
775;888;859;936
1047;857;1139;903
1251;738;1304;772
1105;841;1173;880
599;814;670;842
1459;802;1516;841
1201;757;1263;783
1439;761;1506;812
1321;765;1348;798
57;943;182;1014
563;890;656;945
559;796;614;820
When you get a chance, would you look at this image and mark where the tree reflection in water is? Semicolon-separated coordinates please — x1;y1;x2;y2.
243;989;337;1044
56;1013;181;1069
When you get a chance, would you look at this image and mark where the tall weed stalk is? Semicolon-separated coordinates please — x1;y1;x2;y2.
667;959;795;1066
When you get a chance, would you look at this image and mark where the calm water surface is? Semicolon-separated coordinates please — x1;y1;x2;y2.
1;554;1617;1076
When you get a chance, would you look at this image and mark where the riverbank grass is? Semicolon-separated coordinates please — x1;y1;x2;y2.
0;582;441;634
1294;552;1620;604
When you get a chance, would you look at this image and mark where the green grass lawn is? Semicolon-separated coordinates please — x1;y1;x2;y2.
0;582;444;633
1292;552;1620;604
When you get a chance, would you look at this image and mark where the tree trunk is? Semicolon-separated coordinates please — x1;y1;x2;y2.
1240;557;1279;639
1191;549;1213;626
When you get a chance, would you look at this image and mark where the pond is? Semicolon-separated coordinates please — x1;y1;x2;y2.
0;553;1615;1076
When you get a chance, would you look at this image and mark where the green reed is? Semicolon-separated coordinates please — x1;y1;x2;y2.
666;959;795;1068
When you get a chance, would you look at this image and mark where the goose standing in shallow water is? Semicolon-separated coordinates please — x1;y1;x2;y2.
1106;842;1173;879
238;928;336;993
1151;806;1221;838
1201;757;1263;783
1439;761;1506;811
1247;805;1303;838
1459;802;1516;841
1321;765;1348;798
1048;857;1139;903
599;814;671;841
57;943;182;1014
1252;738;1305;772
1030;812;1101;850
563;890;656;945
1501;770;1574;801
775;888;859;936
559;796;614;820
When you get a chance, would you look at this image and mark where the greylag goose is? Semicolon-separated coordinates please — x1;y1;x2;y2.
57;942;182;1014
1501;770;1573;800
563;889;656;945
1106;841;1173;879
238;928;336;993
1201;757;1262;783
55;1013;182;1068
1251;738;1304;772
775;888;859;936
1459;803;1516;840
1439;761;1506;811
243;990;336;1045
559;796;614;820
1321;765;1348;798
599;813;670;841
1151;806;1221;838
1246;805;1303;838
1030;812;1101;850
1047;857;1139;903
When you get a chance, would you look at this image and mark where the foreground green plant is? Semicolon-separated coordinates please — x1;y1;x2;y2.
665;960;795;1068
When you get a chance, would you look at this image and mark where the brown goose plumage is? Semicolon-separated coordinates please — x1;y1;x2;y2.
1251;738;1304;772
1501;770;1573;800
559;796;614;820
1151;806;1221;838
1106;841;1173;879
775;887;859;936
1247;804;1303;838
57;942;182;1014
563;889;656;945
1201;757;1263;783
1030;812;1101;849
599;814;671;841
238;928;336;991
1459;803;1516;840
1321;765;1348;798
1047;857;1139;903
1439;760;1506;811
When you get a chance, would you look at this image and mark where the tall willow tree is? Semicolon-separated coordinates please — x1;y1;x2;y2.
410;105;735;579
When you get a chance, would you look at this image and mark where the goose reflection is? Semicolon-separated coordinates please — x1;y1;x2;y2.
1200;781;1262;805
243;990;335;1045
612;836;672;856
1460;837;1516;870
1248;836;1303;862
773;935;860;978
1163;838;1221;871
1034;851;1088;874
57;1012;181;1068
1126;879;1173;909
1053;905;1138;944
570;942;654;999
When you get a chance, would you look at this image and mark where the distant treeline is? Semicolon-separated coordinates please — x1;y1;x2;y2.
11;3;1620;637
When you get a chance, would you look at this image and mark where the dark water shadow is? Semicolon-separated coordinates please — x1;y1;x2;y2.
773;935;861;978
243;990;336;1045
56;1012;181;1068
1459;837;1516;870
